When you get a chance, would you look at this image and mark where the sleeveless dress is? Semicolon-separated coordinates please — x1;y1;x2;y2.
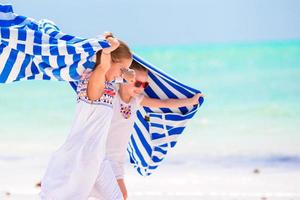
89;92;144;199
40;71;122;200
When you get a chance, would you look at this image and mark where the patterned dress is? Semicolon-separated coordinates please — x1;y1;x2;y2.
41;72;122;200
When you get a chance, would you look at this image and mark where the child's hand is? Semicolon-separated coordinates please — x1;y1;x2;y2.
102;32;120;54
122;68;136;83
192;93;204;105
103;31;113;39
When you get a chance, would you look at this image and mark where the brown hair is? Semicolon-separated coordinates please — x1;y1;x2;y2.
129;60;148;72
95;33;132;66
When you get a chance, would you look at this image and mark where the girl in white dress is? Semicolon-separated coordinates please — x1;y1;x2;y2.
90;60;203;200
40;33;133;200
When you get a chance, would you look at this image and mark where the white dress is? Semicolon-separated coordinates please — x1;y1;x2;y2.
40;72;121;200
89;92;144;199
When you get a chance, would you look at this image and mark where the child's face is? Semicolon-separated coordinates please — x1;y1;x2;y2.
106;58;132;82
122;70;148;97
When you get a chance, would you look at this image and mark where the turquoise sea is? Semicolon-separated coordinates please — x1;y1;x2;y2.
0;40;300;167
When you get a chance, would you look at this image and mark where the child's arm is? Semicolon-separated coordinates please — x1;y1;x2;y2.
140;93;203;108
87;35;119;101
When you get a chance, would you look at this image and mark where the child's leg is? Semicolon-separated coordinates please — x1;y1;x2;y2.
117;179;128;200
89;159;123;200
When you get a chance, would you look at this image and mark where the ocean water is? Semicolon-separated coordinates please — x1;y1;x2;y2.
1;40;300;163
135;40;300;162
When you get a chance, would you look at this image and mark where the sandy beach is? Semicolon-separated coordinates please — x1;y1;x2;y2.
1;153;300;200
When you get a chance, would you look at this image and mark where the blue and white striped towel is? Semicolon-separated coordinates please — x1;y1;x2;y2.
0;4;204;176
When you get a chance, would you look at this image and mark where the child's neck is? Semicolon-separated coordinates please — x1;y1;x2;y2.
119;86;132;103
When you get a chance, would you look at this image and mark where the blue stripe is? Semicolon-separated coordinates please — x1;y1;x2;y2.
150;123;164;129
127;142;139;167
0;16;26;27
44;27;51;33
130;133;148;167
82;55;96;69
158;143;168;148
66;45;76;54
41;56;50;66
128;149;135;165
69;54;81;80
136;110;149;131
143;106;153;113
60;35;74;41
16;44;25;52
52;56;66;80
82;43;93;52
27;22;38;30
168;127;185;136
33;31;42;44
151;133;166;140
152;156;163;163
99;40;110;48
49;46;59;55
0;43;4;55
0;5;13;13
133;122;152;157
49;37;58;45
15;54;31;81
30;62;39;75
37;61;50;76
0;48;18;83
165;112;194;121
17;29;26;41
170;141;177;148
42;22;60;32
153;146;167;155
1;40;8;46
33;45;42;55
56;55;65;66
69;81;77;91
0;28;9;39
148;165;158;170
27;75;35;80
42;74;51;80
49;31;59;38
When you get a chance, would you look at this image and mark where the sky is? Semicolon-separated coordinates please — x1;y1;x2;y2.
2;0;300;46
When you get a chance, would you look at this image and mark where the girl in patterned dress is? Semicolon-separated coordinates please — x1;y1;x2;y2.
40;32;133;200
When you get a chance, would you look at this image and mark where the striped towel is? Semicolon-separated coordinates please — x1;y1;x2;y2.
0;4;204;176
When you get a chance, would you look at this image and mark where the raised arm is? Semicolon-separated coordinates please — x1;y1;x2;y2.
87;35;120;101
140;93;203;108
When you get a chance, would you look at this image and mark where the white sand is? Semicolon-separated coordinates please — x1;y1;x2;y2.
1;158;300;200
